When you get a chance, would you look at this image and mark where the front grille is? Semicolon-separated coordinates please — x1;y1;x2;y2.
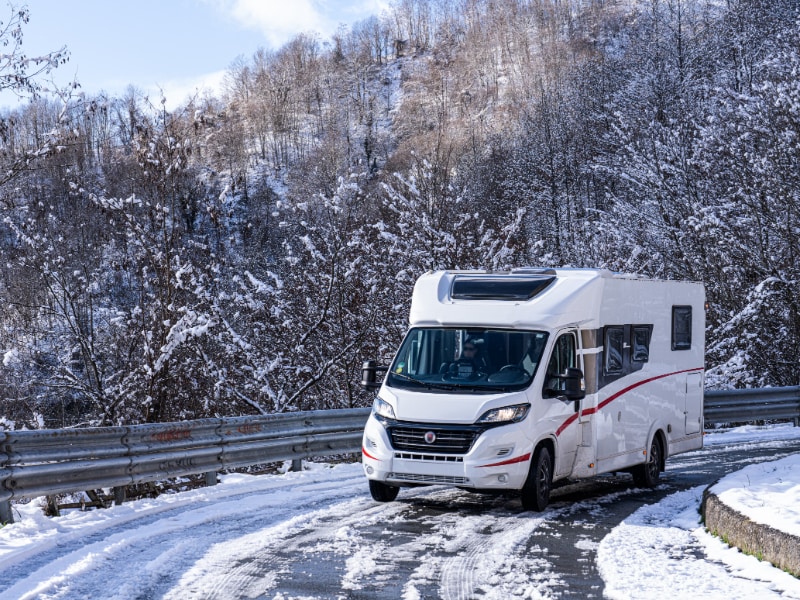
388;425;480;454
388;472;470;485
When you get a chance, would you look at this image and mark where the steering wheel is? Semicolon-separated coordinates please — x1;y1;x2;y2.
443;360;480;381
487;364;527;383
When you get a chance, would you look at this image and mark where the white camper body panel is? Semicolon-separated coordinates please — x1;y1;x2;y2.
362;269;705;497
575;275;705;478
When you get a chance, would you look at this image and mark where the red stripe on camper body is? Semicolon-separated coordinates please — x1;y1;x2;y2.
556;367;704;437
478;453;532;468
556;412;580;436
362;447;381;461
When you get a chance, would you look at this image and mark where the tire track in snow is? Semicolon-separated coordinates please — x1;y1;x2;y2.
371;488;563;600
438;515;541;600
172;497;392;600
437;514;490;600
435;505;559;600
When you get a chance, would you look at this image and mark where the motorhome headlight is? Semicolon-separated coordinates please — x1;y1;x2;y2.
475;403;530;425
372;397;396;420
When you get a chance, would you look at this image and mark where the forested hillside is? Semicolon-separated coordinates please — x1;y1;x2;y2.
1;0;798;428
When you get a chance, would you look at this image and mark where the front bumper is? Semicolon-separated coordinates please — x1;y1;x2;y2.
361;414;533;490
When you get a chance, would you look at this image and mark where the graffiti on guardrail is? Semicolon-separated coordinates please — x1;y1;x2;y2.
151;429;193;442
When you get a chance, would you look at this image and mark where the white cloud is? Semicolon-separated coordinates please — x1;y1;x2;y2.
231;0;327;46
215;0;389;48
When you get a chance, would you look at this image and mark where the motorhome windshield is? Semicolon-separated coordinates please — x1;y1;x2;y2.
387;328;549;393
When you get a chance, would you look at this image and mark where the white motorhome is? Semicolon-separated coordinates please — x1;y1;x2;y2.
361;268;705;510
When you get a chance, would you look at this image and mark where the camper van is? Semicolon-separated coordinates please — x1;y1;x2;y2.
360;268;705;511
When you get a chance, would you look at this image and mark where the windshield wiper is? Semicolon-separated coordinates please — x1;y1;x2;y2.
389;372;459;391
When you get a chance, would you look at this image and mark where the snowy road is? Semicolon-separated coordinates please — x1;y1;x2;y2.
2;425;800;599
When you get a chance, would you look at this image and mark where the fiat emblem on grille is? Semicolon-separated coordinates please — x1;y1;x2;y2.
424;431;437;444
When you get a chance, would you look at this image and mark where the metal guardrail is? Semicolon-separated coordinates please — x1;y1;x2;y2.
704;386;800;425
1;386;799;525
0;408;371;524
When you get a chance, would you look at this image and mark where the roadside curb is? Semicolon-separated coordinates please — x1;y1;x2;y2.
701;485;800;577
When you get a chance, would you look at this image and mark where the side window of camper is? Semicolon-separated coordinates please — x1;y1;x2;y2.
604;326;624;374
672;306;692;350
632;325;653;363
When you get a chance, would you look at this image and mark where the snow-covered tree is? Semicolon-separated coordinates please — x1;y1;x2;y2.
4;0;800;431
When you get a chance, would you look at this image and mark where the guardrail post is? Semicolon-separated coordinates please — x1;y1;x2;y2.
290;459;303;472
1;430;10;524
204;471;218;487
46;496;61;516
113;486;126;505
0;500;12;525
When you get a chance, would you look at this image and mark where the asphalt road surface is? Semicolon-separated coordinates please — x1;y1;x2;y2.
187;434;800;599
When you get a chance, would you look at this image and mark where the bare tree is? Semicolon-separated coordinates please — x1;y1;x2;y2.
0;5;68;97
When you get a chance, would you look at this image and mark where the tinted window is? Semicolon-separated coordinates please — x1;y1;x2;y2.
632;326;652;362
543;333;577;395
604;326;624;373
672;306;692;350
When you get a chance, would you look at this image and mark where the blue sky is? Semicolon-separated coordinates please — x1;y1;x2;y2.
6;0;388;108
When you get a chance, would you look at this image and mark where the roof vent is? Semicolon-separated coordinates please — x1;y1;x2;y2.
451;274;556;301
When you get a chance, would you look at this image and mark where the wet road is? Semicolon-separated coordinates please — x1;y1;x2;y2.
239;434;800;599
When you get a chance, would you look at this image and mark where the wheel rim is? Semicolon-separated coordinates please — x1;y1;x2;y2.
647;440;660;479
537;455;552;502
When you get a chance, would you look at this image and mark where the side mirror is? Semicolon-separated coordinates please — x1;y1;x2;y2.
361;360;388;390
562;367;586;400
545;367;586;400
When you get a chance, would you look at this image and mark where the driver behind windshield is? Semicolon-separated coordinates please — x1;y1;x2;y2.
445;338;488;379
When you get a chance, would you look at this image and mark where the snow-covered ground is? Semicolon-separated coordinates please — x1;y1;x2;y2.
599;423;800;599
1;423;799;599
710;451;800;538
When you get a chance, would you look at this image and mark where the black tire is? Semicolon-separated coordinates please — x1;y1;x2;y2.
521;446;553;512
369;480;400;502
633;436;662;488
